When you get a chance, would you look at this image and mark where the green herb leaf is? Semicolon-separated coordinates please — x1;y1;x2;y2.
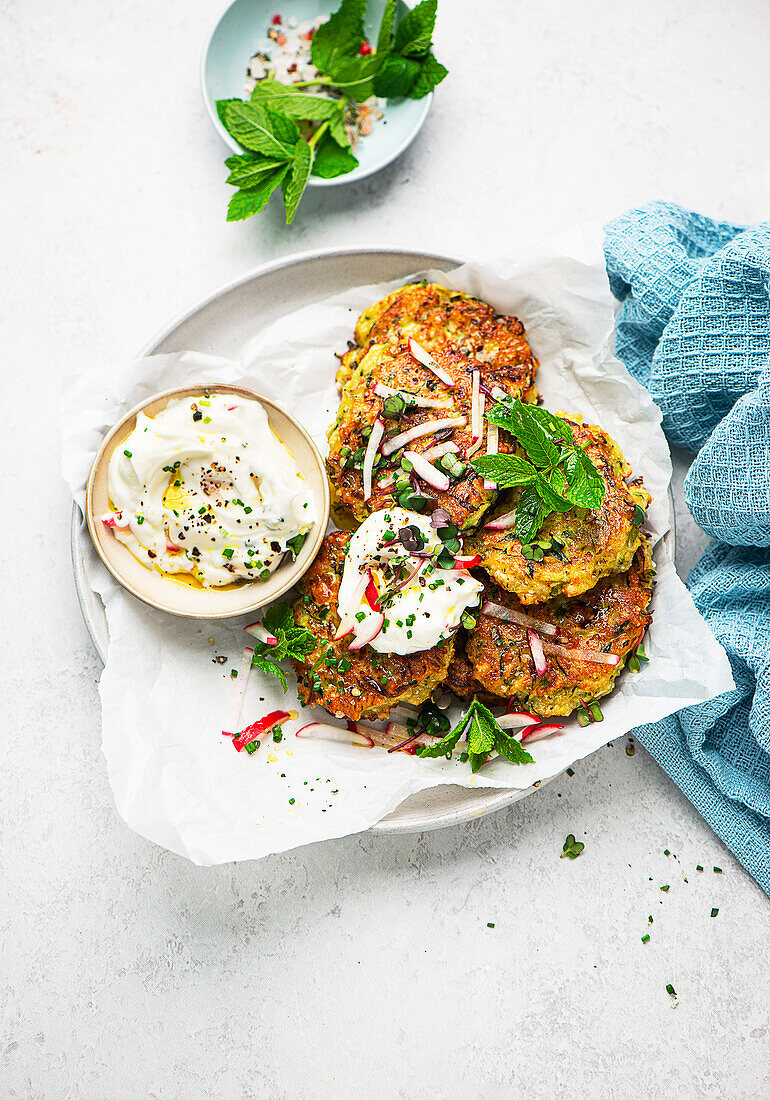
494;728;535;765
376;0;397;54
250;80;344;124
216;98;246;127
419;696;533;772
417;707;468;759
311;0;366;74
535;469;574;513
226;166;288;221
222;101;298;158
373;54;421;97
393;0;437;55
281;139;314;224
225;153;291;189
250;603;316;691
561;447;606;509
471;453;538;488
324;53;380;98
490;400;560;468
409;53;448;98
250;653;288;692
513;484;550;543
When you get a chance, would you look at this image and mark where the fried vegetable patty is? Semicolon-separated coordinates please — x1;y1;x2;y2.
290;531;454;721
328;282;539;530
466;417;651;604
464;538;654;717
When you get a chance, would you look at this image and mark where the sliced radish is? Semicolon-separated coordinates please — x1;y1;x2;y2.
230;709;289;752
334;571;369;639
403;449;450;491
498;710;541;729
527;629;547;675
101;511;129;529
382;417;467;456
377;472;395;489
453;554;481;569
365;571;381;611
471;370;481;441
541;640;621;666
225;646;254;733
422;441;460;462
296;722;373;748
483;508;518;530
521;721;565;743
484;423;499;490
362;418;384;501
408;338;455;387
226;404;238;411
464;437;483;460
348;611;385;651
491;385;508;401
481;601;559;636
244;622;278;646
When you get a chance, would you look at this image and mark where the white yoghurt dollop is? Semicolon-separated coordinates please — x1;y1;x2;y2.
105;393;314;587
337;507;484;656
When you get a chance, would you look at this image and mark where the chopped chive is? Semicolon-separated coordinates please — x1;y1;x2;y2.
710;907;719;917
713;866;723;873
123;449;132;458
245;741;258;754
289;798;295;805
486;922;495;929
666;983;677;997
660;885;670;892
566;767;575;777
641;934;650;943
696;865;704;872
664;849;670;856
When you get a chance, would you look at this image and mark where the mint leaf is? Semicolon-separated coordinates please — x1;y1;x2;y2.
409;53;448;98
312;132;358;178
471;453;538;488
325;53;380;98
311;0;366;73
328;107;351;148
282;140;313;224
250;653;288;692
517;404;575;447
223;101;298;158
419;696;534;772
514;485;550;543
216;98;244;127
494;730;535;766
262;603;294;636
373;54;421;98
394;0;437;56
534;470;573;513
225;153;291;189
491;400;559;468
376;0;397;54
418;707;469;758
251;80;345;125
561;448;606;509
226;167;288;221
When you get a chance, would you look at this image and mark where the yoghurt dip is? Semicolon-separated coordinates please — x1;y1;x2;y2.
337;507;484;656
104;393;315;587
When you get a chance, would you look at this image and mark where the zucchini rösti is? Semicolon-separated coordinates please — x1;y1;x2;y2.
272;282;655;748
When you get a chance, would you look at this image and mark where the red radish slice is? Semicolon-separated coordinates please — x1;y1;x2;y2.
408;338;455;387
464;437;483;460
348;611;384;651
226;405;238;411
244;622;278;646
481;601;559;636
296;722;374;748
101;511;129;529
403;449;450;491
483;508;517;530
484;423;499;490
334;571;369;639
382;417;467;456
471;370;481;441
521;722;565;743
527;629;547;675
453;554;481;569
541;640;620;666
225;646;254;732
491;385;508;401
498;710;541;728
377;472;395;489
422;441;459;462
365;571;381;611
230;709;289;752
362;418;384;501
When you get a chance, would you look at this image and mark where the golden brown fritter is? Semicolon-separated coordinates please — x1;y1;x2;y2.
442;630;498;704
328;283;539;530
290;531;454;722
464;538;655;717
466;417;651;604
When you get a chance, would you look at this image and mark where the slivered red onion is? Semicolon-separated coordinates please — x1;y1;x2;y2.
481;601;559;636
541;640;621;666
296;722;374;748
362;418;384;501
382;417;467;456
527;629;547;675
484;423;499;490
334;571;369;639
483;508;517;530
403;449;450;491
471;370;481;441
409;338;455;387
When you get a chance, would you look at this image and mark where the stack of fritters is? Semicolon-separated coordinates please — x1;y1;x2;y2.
291;283;655;722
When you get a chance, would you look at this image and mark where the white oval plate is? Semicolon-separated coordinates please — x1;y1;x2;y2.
71;246;673;834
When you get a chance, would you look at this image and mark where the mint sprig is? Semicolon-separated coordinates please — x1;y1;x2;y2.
419;696;534;773
216;0;447;224
250;603;315;692
472;400;606;544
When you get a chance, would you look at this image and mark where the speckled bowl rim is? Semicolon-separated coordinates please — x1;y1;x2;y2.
85;382;330;620
199;0;433;186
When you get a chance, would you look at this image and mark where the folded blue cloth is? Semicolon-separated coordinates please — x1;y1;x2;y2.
604;203;770;895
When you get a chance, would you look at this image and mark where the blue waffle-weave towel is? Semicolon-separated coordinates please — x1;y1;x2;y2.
605;203;770;895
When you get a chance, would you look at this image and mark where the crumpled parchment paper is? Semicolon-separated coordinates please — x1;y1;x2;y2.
62;231;735;865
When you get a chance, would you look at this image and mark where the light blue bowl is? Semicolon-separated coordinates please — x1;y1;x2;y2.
201;0;433;186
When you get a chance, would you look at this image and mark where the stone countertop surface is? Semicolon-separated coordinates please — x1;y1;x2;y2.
2;0;769;1096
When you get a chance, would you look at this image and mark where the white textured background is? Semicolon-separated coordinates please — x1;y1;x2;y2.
2;0;769;1096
